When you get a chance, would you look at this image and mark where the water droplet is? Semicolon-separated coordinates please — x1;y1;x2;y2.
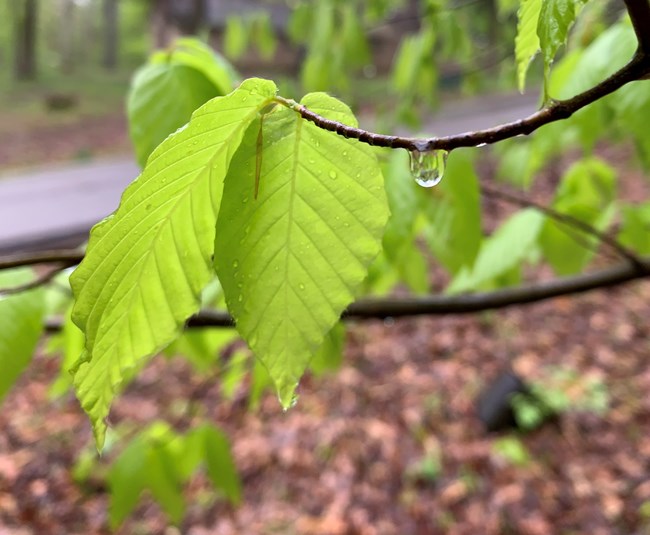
233;260;239;268
242;196;249;204
408;149;448;188
342;151;348;157
299;283;305;290
237;294;243;302
329;170;337;180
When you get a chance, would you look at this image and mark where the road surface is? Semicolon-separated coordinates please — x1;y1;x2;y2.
0;92;539;253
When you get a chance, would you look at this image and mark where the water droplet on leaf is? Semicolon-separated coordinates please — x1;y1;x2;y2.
329;170;337;179
233;260;239;268
408;149;448;188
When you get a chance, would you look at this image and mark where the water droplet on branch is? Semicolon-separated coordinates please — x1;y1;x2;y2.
408;149;448;188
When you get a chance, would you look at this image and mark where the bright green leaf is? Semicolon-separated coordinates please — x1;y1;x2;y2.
0;269;44;402
128;39;238;167
618;203;650;255
202;424;242;504
449;209;544;293
224;16;248;59
0;272;44;399
423;150;482;274
309;323;345;375
214;93;389;407
537;0;588;82
540;158;617;275
145;446;185;524
71;78;278;448
49;304;85;398
382;150;428;293
515;0;542;92
108;435;148;529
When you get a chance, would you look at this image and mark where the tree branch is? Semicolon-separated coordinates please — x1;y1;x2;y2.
0;268;67;296
42;257;650;332
480;184;646;269
0;249;83;270
274;52;650;152
624;0;650;56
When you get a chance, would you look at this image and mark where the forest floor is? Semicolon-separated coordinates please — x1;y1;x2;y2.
0;104;649;534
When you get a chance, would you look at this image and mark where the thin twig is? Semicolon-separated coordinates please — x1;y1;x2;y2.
0;268;66;296
42;257;650;331
481;184;645;269
274;52;650;151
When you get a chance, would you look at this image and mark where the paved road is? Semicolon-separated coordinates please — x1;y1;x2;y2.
0;92;539;253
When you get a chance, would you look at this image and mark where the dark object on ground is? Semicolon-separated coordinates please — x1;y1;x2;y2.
477;370;530;432
44;93;78;112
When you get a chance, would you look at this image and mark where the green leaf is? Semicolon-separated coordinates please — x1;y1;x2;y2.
613;83;650;165
169;38;239;94
165;329;239;374
252;13;277;60
108;434;148;529
202;424;242;504
221;349;249;399
540;158;617;275
224;16;248;59
128;39;238;167
423;150;482;274
449;209;544;293
49;304;85;398
214;93;389;407
0;269;44;402
515;0;542;92
537;0;587;82
382;150;428;293
618;203;650;255
553;20;636;98
309;323;345;375
146;445;185;524
71;78;278;448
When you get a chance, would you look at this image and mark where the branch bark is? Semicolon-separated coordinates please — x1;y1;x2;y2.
480;184;645;269
274;52;650;152
42;257;650;332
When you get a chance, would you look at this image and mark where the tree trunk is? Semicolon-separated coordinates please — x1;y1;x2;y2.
13;0;38;80
151;0;172;49
103;0;119;70
60;0;75;74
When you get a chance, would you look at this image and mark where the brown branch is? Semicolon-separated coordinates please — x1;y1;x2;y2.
43;257;650;332
480;184;646;269
0;249;83;270
274;52;650;151
624;0;650;55
0;268;66;296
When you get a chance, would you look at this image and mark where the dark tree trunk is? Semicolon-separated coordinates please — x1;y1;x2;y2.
102;0;119;69
151;0;173;49
169;0;204;35
60;0;75;74
14;0;38;80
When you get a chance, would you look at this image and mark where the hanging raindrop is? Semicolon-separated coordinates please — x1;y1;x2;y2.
408;149;448;188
